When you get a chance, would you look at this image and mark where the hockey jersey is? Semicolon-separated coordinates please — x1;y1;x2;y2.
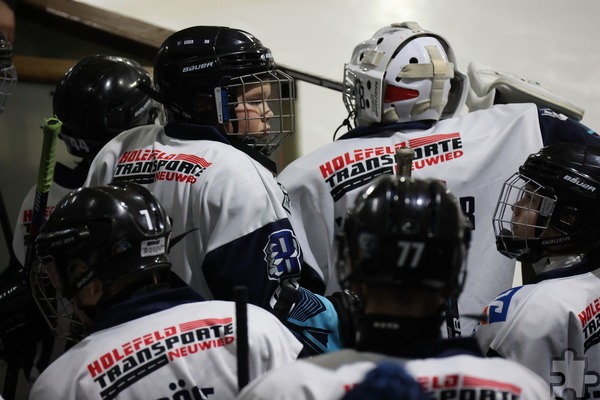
29;286;302;400
236;339;550;399
84;123;324;310
476;254;600;399
278;103;599;335
13;162;88;267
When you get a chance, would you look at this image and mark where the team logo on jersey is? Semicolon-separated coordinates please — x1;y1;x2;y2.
578;297;600;352
264;229;302;280
86;317;234;399
113;149;213;185
318;133;464;201
156;379;214;400
481;286;521;324
18;205;55;249
417;374;524;399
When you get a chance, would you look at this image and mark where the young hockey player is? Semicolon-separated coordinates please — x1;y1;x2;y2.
84;26;346;355
278;21;600;336
476;142;600;399
29;182;303;399
236;175;549;399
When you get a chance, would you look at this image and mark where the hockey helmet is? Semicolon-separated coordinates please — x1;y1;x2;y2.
343;22;467;127
494;143;600;263
337;175;471;299
153;26;295;155
53;55;161;161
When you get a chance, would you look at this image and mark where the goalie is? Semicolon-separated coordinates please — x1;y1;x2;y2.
277;21;600;337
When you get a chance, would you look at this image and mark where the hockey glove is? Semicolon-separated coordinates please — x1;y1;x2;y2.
282;287;356;356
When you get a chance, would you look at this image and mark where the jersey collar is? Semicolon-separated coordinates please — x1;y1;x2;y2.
530;249;600;284
91;285;205;333
164;122;277;174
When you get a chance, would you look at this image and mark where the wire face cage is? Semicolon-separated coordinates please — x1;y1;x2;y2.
0;63;17;113
220;69;295;156
493;172;556;258
30;258;86;343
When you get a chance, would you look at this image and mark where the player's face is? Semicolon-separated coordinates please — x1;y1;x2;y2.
234;82;274;135
510;183;542;239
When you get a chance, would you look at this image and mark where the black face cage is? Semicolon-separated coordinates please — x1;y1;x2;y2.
493;172;557;259
220;69;295;156
0;63;17;113
342;65;357;124
30;258;87;343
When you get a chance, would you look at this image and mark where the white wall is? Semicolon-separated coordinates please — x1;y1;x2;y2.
78;0;600;156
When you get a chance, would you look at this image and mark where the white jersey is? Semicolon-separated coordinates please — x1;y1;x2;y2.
30;293;302;400
236;347;550;399
475;260;600;399
85;123;324;310
12;163;85;267
279;103;546;335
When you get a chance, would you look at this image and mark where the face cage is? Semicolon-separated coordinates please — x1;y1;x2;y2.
0;64;17;113
221;69;295;156
493;172;557;258
342;65;357;123
30;258;87;343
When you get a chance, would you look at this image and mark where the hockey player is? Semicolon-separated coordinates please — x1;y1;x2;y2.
84;26;344;355
235;175;549;400
277;21;600;336
13;54;161;268
476;142;600;399
0;54;160;392
28;181;302;399
0;29;16;113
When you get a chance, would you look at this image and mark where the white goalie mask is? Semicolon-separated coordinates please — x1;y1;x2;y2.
343;22;467;126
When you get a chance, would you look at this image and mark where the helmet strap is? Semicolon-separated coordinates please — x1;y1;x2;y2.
397;45;454;116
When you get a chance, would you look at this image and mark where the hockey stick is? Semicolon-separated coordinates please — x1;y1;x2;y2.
2;117;61;399
394;147;414;177
22;117;62;275
394;147;461;337
0;190;20;277
234;286;250;392
278;66;343;92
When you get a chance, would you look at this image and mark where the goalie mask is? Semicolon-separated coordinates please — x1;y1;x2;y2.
343;22;467;127
337;175;471;311
153;26;295;156
32;182;172;341
53;55;162;161
0;30;17;114
494;143;600;263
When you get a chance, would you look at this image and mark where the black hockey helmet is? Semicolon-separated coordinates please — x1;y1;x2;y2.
34;181;172;300
53;55;161;160
0;30;17;113
494;142;600;263
337;175;471;297
153;26;295;155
